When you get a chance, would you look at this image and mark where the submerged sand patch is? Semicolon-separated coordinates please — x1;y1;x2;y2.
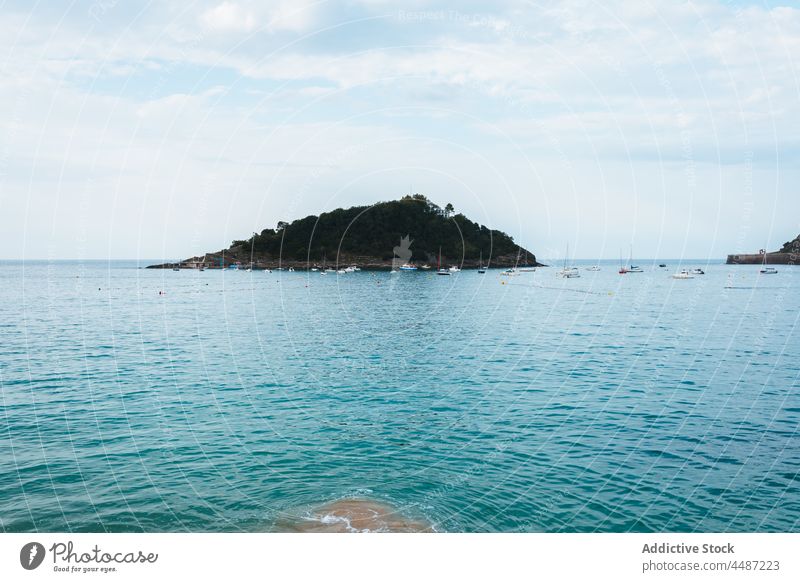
274;498;433;532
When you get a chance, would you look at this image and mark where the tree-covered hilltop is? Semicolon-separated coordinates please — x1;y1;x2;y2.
779;235;800;254
226;195;536;265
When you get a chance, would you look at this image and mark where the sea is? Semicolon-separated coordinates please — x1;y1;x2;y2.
1;259;798;532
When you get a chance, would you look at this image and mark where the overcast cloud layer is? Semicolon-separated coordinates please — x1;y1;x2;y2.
1;0;798;260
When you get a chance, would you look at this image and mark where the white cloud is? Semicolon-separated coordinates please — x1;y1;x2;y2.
201;2;257;33
199;1;319;34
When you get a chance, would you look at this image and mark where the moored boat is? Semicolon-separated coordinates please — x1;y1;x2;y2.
557;244;580;278
436;247;451;275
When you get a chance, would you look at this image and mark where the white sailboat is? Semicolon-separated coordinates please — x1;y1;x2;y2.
759;249;778;274
620;245;642;273
436;247;451;276
557;244;580;278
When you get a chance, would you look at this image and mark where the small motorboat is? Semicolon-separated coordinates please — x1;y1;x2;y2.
420;265;431;270
448;266;461;273
628;265;644;273
585;266;601;271
658;264;667;268
557;267;581;278
172;267;180;271
501;268;519;277
672;269;695;279
399;264;417;271
691;268;705;275
518;267;537;272
760;267;778;274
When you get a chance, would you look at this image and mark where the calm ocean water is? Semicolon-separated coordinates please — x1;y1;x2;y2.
1;259;798;532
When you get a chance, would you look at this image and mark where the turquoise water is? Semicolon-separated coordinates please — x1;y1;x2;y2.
1;260;799;532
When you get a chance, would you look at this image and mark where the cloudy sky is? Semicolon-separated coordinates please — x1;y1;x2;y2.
1;0;798;260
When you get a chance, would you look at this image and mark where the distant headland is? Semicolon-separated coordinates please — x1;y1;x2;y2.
727;234;800;265
148;195;541;270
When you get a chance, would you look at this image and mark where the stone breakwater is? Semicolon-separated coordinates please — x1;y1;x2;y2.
726;252;798;265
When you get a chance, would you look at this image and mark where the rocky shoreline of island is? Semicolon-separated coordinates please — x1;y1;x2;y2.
147;251;543;271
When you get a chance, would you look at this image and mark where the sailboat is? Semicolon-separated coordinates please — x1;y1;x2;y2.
518;248;536;271
627;245;643;272
759;249;778;274
436;247;451;276
246;232;256;271
557;244;580;278
478;251;486;274
619;245;642;274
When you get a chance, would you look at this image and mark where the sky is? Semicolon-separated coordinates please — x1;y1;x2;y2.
0;0;798;260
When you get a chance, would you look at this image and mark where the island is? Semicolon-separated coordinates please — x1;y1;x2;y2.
148;195;542;270
727;234;800;265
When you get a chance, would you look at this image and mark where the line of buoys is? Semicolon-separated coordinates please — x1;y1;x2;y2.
505;281;608;296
